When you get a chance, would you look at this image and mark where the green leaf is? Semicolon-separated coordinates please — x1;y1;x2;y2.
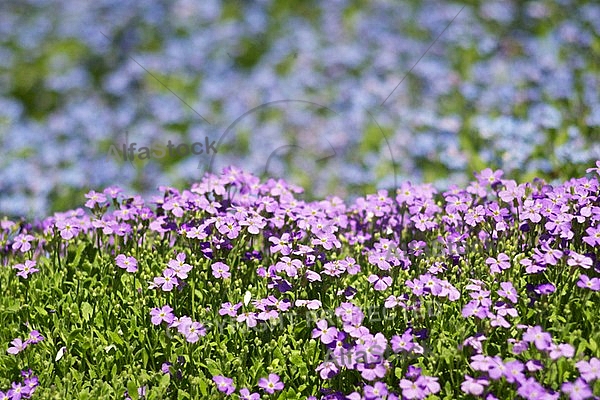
289;351;304;367
444;381;452;396
4;303;20;313
395;367;403;379
68;328;84;342
70;241;88;268
107;330;124;346
204;359;221;376
127;381;139;400
35;306;48;316
81;302;93;322
589;338;597;352
198;375;207;396
273;347;284;361
159;373;170;388
142;349;148;368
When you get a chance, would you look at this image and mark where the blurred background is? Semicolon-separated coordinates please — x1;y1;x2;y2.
0;0;599;218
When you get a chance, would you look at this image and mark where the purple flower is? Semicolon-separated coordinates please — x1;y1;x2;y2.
219;302;242;317
21;369;34;378
256;310;279;321
161;362;172;374
368;251;392;271
517;377;547;399
239;215;266;235
399;378;425;399
364;381;388;399
534;283;556;296
525;360;544;372
163;198;185;218
509;338;529;354
561;378;592;400
335;303;364;325
153;269;179;291
486;253;511;274
406;365;422;380
461;334;487;353
167;253;192;279
12;234;34;253
13;260;39;279
316;361;339;379
171;316;192;333
55;218;80;240
461;375;488;396
312;320;338;345
575;358;600;382
212;262;231;279
305;269;322;282
269;233;292;255
7;338;27;355
357;362;387;381
583;226;600;247
417;375;440;396
23;374;39;393
499;180;525;203
258;373;284;394
577;274;600;291
523;325;553;351
384;295;402;309
487;357;507;380
406;278;424;296
311;231;341;250
503;360;525;384
7;382;28;400
84;190;107;208
236;311;258;328
216;216;241;239
213;375;235;395
181;321;206;343
275;257;301;277
521;199;542;223
490;314;510;328
115;254;138;273
549;343;574;360
498;281;518;303
568;252;593;269
477;168;503;186
391;330;415;353
239;388;260;400
103;186;122;199
586;161;600;175
26;330;44;345
470;354;492;371
150;305;175;325
367;274;392;291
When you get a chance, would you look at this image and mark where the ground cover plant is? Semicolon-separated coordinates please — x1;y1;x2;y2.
1;163;600;399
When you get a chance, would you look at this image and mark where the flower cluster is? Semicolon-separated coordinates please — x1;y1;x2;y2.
2;163;600;397
0;370;39;400
149;305;206;344
148;253;193;291
6;331;44;356
212;373;284;397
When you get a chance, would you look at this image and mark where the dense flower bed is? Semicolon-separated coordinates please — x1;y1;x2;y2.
1;163;599;399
